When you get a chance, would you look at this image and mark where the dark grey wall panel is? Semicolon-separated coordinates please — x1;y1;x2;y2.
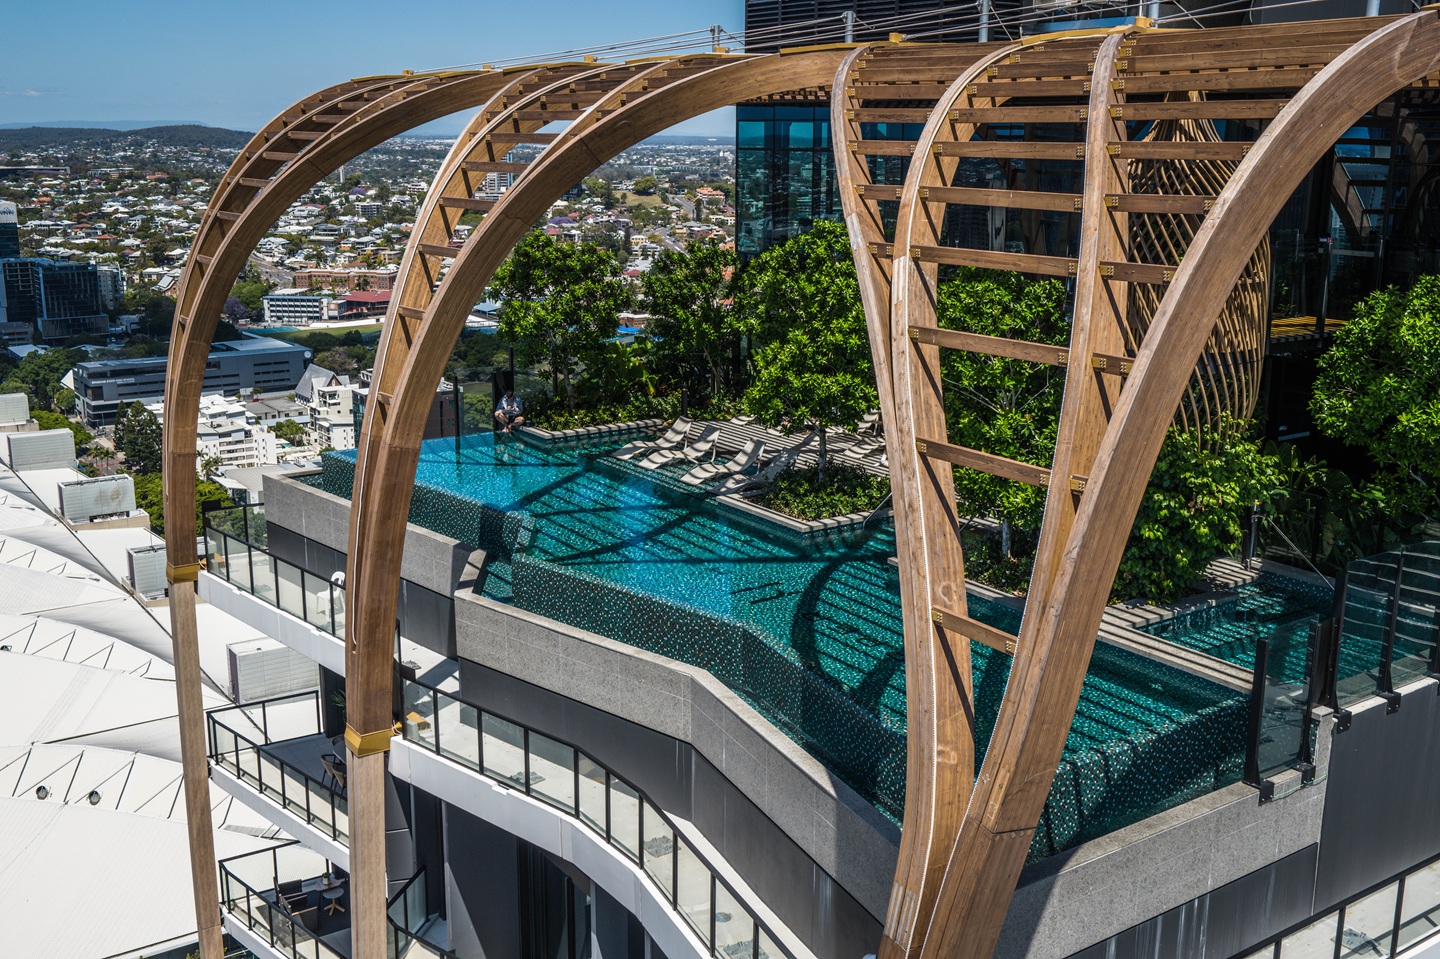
1066;846;1319;959
445;805;522;959
458;659;882;959
1314;679;1440;911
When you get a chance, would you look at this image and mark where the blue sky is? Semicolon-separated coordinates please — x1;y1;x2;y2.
0;0;745;135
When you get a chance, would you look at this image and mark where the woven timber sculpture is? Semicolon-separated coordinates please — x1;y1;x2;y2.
161;13;1440;959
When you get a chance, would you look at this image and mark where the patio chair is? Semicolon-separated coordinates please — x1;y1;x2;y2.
680;439;766;486
833;436;885;467
640;424;722;469
612;417;693;459
855;410;882;435
713;447;800;496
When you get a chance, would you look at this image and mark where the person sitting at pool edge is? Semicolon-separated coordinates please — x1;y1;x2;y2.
494;390;525;434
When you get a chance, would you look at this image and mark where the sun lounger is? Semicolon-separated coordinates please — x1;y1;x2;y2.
680;439;766;486
834;436;885;466
612;417;693;459
855;410;882;435
712;447;799;495
639;424;722;469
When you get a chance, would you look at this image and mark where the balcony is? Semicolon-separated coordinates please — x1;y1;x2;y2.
208;691;349;861
398;677;788;959
201;508;802;959
220;842;450;959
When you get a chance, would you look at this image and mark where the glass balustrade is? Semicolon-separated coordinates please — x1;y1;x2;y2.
203;509;794;959
207;691;349;845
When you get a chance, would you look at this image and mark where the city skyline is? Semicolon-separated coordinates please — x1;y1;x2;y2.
1;0;745;135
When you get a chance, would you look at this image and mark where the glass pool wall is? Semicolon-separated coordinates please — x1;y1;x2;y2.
308;433;1250;862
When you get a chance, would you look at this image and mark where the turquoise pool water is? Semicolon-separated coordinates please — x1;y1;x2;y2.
311;432;1247;857
1141;575;1333;681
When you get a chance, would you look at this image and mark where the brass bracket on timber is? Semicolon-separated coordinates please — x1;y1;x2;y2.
345;724;395;756
166;562;203;583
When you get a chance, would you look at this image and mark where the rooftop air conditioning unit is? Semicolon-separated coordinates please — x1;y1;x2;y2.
127;543;168;599
228;638;319;704
6;428;75;470
59;474;136;524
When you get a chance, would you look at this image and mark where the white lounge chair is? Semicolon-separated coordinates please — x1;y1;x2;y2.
680;439;766;486
713;447;799;495
640;424;722;469
834;436;885;466
612;417;693;459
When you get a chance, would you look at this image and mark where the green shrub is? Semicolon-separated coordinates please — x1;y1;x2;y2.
755;464;890;520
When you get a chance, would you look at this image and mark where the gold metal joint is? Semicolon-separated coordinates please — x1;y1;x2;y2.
1073;197;1083;211
1203;199;1215;211
1092;356;1108;370
1120;361;1132;375
1110;106;1124;119
1057;351;1070;365
968;85;978;95
856;184;866;196
1162;269;1175;282
1070;476;1088;493
345;724;395;757
1076;145;1087;159
847;109;856;120
915;439;928;454
1116;59;1128;70
1083;81;1092;93
1107;144;1121;156
166;562;203;584
909;327;921;341
930;608;944;624
987;66;998;78
1100;264;1115;277
1079;108;1088;121
910;246;921;259
889;32;904;42
920;187;930;199
1113;78;1125;91
1105;195;1119;208
1066;262;1078;276
1005;640;1017;655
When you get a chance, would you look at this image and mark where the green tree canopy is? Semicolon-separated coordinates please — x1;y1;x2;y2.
1116;419;1284;603
493;233;633;409
133;472;233;536
937;269;1070;543
736;221;876;475
1311;275;1440;518
641;243;738;399
31;410;93;449
632;175;659;196
269;419;308;444
117;401;163;475
0;347;87;413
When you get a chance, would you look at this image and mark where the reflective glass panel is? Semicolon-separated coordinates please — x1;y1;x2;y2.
675;837;711;945
528;731;576;814
1339;883;1396;958
481;712;526;787
609;777;640;861
757;927;780;959
402;682;437;751
714;881;756;958
642;800;674;900
1280;912;1340;958
577;754;606;834
276;560;304;619
437;697;479;769
1400;860;1440;952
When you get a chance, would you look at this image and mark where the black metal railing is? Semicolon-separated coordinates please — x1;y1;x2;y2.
203;509;793;959
207;691;349;845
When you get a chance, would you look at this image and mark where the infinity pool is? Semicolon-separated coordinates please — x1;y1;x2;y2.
311;432;1247;857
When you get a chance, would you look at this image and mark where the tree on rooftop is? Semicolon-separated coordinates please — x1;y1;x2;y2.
936;268;1069;556
1311;275;1440;520
493;233;633;410
736;220;875;478
642;242;739;400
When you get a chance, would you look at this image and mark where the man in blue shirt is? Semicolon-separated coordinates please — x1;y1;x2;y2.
494;391;525;434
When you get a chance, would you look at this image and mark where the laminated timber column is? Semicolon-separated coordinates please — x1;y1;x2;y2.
879;31;1104;957
343;57;850;948
914;12;1440;959
834;38;1021;959
161;69;516;959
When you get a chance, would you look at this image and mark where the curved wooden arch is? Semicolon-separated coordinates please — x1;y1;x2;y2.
910;12;1440;958
340;48;846;958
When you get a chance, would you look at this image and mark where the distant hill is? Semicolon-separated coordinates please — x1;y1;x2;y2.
0;124;254;152
0;120;206;130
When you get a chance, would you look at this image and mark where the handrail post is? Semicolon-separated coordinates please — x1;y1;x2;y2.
1243;636;1273;801
1380;547;1406;699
